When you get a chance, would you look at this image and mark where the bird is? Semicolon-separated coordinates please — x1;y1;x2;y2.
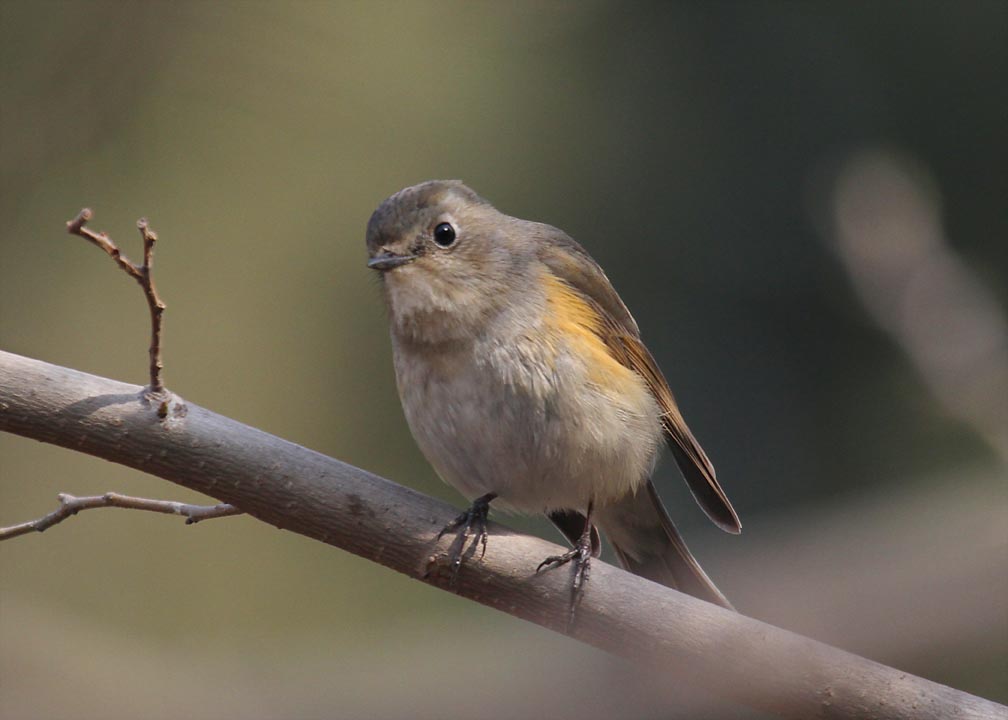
366;180;740;611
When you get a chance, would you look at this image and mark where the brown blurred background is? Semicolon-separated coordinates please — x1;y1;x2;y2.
1;2;1005;718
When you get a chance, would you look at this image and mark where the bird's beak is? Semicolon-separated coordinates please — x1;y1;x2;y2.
367;251;417;271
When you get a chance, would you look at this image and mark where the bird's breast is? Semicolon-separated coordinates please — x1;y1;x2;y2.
389;274;664;513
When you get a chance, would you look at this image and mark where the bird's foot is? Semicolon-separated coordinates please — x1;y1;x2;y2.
437;492;496;584
537;526;594;629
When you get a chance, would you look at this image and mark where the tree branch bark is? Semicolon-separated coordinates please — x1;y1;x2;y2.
0;349;1002;720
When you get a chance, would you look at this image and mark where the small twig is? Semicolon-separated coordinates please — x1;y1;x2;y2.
0;492;242;541
67;209;167;394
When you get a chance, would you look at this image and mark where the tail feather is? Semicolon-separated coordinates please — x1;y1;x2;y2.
596;480;734;610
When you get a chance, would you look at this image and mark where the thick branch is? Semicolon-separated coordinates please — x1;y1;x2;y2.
0;492;240;540
0;349;1002;720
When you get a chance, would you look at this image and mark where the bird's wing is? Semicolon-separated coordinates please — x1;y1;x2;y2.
537;231;741;534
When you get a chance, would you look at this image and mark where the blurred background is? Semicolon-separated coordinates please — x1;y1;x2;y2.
1;2;1005;718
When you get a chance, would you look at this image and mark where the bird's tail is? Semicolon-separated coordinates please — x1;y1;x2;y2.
595;479;734;610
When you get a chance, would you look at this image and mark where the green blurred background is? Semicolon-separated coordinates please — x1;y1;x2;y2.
1;2;1005;718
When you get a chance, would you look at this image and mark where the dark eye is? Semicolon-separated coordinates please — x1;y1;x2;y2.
433;222;456;247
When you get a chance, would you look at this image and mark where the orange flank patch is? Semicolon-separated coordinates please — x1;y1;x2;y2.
541;271;646;396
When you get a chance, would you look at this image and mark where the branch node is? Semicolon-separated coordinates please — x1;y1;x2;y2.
66;208;93;234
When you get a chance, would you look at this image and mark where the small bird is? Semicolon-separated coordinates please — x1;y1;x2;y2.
366;180;740;610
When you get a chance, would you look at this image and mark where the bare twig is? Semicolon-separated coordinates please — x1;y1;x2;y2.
0;492;241;540
66;209;167;394
0;350;1003;720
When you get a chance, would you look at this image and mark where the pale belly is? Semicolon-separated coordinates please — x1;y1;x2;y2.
392;332;664;514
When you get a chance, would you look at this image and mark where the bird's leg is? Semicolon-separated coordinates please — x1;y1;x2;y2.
437;492;497;583
537;500;595;627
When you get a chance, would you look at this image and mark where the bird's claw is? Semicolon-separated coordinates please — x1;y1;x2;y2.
436;493;495;584
537;530;594;629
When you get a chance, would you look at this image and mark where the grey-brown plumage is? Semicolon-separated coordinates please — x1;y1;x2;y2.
367;180;739;609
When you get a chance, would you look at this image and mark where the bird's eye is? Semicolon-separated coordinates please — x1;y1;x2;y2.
433;222;457;248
